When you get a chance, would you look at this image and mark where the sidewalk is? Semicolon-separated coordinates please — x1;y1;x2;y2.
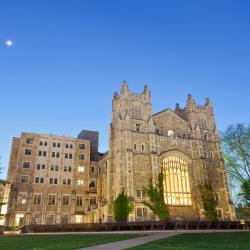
76;229;248;250
78;232;181;250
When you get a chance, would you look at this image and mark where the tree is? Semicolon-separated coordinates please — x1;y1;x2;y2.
199;183;218;221
221;124;250;205
0;155;5;184
113;190;134;223
143;173;169;221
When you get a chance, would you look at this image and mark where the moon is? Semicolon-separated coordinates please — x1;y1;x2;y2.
5;40;13;47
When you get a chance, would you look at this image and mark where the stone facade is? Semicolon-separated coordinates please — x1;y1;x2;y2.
4;82;235;226
96;81;235;222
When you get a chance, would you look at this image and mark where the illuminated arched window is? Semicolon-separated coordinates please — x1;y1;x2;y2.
162;155;192;206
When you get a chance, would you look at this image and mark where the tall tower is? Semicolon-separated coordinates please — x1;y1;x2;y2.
109;81;154;201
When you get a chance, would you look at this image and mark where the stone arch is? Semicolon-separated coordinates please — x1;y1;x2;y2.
160;150;193;206
130;101;143;120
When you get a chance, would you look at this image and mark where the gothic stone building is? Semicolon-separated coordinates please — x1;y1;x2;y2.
4;82;235;226
96;82;235;222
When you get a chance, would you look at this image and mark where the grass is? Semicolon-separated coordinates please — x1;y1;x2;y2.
127;232;250;250
0;233;141;250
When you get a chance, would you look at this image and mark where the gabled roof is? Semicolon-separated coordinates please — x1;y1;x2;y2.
153;108;187;123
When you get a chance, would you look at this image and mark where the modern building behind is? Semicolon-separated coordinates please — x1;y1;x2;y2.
3;82;235;227
4;133;98;227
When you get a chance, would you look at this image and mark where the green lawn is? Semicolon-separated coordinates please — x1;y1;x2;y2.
0;234;141;250
127;232;250;250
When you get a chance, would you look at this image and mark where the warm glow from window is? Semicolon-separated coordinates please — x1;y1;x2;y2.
168;130;174;136
75;215;83;223
78;166;85;173
77;179;84;186
162;155;192;206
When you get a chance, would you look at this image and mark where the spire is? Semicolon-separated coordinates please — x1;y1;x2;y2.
205;97;211;107
187;94;194;105
113;91;119;100
186;93;195;111
121;80;128;94
144;85;149;94
175;103;180;111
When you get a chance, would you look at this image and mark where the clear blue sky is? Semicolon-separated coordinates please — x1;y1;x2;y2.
0;0;249;178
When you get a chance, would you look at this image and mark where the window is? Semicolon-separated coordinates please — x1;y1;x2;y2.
162;155;192;206
131;104;143;119
141;144;145;151
136;188;146;199
136;207;149;221
52;152;55;157
57;142;60;147
48;195;56;205
62;195;70;206
205;151;209;158
204;134;208;141
79;144;85;150
78;166;85;173
136;124;141;132
25;149;32;155
176;132;182;138
79;154;84;160
55;165;59;171
37;164;45;170
20;176;28;183
23;162;31;169
63;179;71;185
214;193;219;202
75;215;83;223
89;179;96;188
38;151;42;156
65;144;69;148
64;166;71;172
43;151;47;157
65;153;68;159
61;215;69;224
39;141;43;146
77;179;84;186
210;151;214;158
50;165;54;171
56;152;60;158
18;193;27;204
91;166;95;173
44;141;48;146
69;153;72;159
47;214;55;224
217;209;223;219
53;142;56;147
134;144;137;150
167;130;174;136
49;178;58;184
159;127;164;136
26;138;33;144
76;196;83;206
70;144;73;149
35;177;44;184
33;194;42;205
90;198;97;206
